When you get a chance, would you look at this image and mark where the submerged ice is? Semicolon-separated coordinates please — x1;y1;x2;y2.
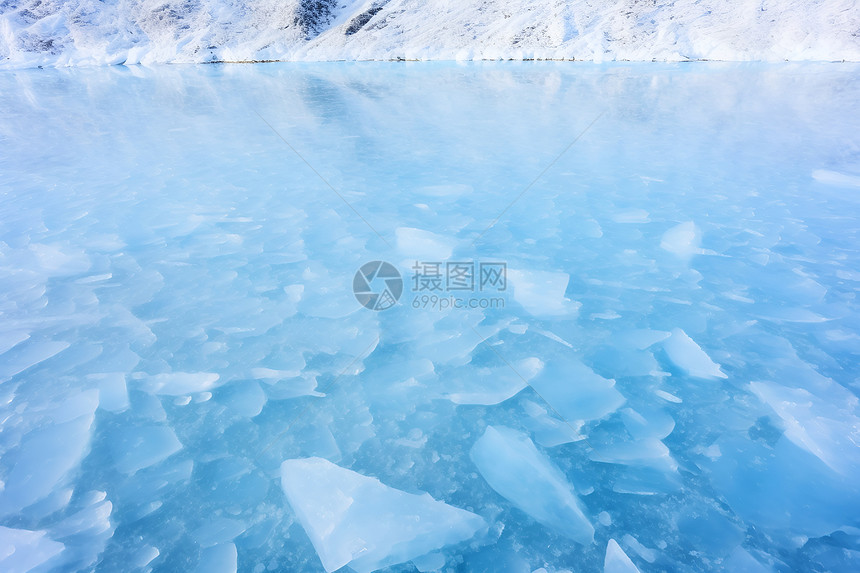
0;62;859;572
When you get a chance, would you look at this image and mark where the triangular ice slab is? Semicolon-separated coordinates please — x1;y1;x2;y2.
280;457;485;573
470;426;594;544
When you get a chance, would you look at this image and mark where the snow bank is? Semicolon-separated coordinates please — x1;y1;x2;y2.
1;0;858;69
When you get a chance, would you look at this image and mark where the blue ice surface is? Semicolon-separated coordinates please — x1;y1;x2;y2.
0;61;859;572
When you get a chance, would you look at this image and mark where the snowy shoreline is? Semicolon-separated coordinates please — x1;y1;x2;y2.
1;0;859;70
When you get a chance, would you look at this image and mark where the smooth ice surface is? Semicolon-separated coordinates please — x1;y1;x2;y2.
471;426;594;544
1;62;860;572
280;457;485;573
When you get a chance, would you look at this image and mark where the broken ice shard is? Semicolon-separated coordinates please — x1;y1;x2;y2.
470;425;594;544
280;457;485;573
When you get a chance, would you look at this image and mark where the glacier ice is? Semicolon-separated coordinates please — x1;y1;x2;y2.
470;426;594;544
280;457;485;573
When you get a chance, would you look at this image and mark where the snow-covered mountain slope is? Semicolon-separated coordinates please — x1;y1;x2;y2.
0;0;858;68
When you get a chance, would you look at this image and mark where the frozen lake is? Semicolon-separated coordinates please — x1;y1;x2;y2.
1;62;860;572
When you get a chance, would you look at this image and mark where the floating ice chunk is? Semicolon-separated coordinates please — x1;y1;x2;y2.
755;307;831;324
612;209;650;223
47;389;100;424
396;227;455;260
708;433;860;537
219;381;267;417
0;340;70;381
192;518;246;547
812;169;860;188
521;399;584;447
590;438;678;473
0;330;29;355
662;329;727;379
613;329;671;350
263;374;324;400
443;358;543;405
111;426;182;474
529;357;625;422
196;543;237;573
92;373;129;413
723;546;771;572
470;426;594;544
0;393;97;515
508;269;579;317
412;551;446;572
132;545;159;568
750;380;860;476
138;372;221;396
660;222;702;258
621;534;657;563
655;389;682;403
51;498;113;538
29;243;91;275
251;367;303;380
0;526;64;573
605;539;640;573
620;407;675;440
533;328;573;348
280;457;484;573
297;263;362;319
418;184;473;197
